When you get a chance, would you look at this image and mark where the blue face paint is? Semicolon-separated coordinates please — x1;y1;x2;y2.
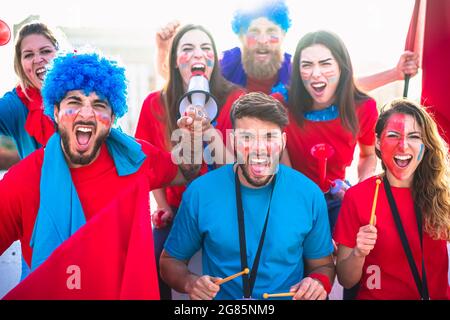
206;59;214;68
328;76;339;84
418;143;424;161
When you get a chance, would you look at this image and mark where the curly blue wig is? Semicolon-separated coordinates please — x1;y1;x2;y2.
231;0;291;35
42;51;128;120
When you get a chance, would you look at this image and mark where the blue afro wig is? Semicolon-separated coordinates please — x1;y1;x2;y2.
42;51;128;120
231;0;291;35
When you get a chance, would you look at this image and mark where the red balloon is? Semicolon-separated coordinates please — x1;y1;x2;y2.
0;19;11;46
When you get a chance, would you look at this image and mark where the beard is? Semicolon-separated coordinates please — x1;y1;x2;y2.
59;125;109;166
239;163;274;187
242;45;283;80
236;151;282;188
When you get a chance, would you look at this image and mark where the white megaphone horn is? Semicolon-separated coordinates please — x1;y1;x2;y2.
178;71;218;122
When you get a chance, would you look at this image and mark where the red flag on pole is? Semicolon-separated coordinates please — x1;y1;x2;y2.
420;0;450;145
403;0;426;97
4;177;160;300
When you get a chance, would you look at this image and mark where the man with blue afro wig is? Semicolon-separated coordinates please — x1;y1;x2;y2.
230;0;291;35
42;51;128;120
0;50;206;299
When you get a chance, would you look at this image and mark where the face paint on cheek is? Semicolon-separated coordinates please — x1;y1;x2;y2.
246;35;257;47
380;135;402;177
96;112;112;126
269;35;279;44
325;73;339;84
418;143;424;161
177;52;192;69
206;58;214;68
60;108;78;122
302;78;311;86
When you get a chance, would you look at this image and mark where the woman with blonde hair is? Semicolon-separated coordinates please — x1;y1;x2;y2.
0;21;59;159
334;98;450;299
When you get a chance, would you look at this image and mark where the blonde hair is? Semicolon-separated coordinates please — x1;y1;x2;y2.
14;21;58;89
376;99;450;240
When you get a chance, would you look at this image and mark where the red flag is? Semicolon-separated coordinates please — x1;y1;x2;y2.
4;176;160;300
404;0;426;58
420;0;450;145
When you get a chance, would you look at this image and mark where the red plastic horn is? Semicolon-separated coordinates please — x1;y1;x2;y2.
311;143;335;192
0;19;11;46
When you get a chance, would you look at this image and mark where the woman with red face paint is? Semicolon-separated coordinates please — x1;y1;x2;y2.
135;24;244;299
282;30;378;232
0;22;59;162
334;99;450;300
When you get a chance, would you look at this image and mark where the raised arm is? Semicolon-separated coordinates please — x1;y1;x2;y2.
355;51;419;92
155;21;180;80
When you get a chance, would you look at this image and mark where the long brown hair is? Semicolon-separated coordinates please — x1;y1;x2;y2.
162;24;237;137
14;22;59;89
288;30;370;136
375;99;450;240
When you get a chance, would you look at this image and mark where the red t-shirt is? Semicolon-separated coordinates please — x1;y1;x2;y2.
334;176;450;300
0;141;178;267
246;75;277;94
285;98;378;185
135;89;244;207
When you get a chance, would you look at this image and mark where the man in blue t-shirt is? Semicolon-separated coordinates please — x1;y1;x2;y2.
160;92;335;300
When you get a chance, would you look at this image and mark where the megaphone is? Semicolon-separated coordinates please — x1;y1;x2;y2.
178;71;218;122
0;19;11;46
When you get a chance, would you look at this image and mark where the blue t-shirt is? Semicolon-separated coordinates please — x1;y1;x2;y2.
165;164;333;300
0;88;40;159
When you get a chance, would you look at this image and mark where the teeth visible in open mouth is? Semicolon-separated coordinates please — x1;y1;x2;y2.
394;154;412;168
35;67;46;80
77;127;92;133
191;63;206;72
250;158;268;165
394;155;412;161
311;83;326;89
36;67;46;75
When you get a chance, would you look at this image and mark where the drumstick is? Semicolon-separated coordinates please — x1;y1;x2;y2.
263;292;295;299
369;179;382;225
215;268;250;285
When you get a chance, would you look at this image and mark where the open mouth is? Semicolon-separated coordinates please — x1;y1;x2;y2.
311;82;327;94
394;154;412;168
191;63;206;74
249;156;271;176
35;67;47;81
255;48;271;61
75;126;94;152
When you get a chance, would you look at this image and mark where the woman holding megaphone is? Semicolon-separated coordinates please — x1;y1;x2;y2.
135;24;244;299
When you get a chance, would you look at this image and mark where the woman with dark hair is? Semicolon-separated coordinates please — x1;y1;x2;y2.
0;21;59;159
334;99;450;299
135;24;244;299
283;30;378;230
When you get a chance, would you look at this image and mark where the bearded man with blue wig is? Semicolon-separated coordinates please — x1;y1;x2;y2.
0;51;205;299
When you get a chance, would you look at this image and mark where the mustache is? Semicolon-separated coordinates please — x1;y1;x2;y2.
250;44;271;52
74;121;96;128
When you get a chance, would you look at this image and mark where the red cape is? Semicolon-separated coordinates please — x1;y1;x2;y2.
4;176;160;300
